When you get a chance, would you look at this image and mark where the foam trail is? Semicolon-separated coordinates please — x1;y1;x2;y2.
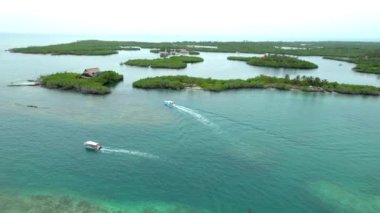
173;104;214;126
101;147;159;159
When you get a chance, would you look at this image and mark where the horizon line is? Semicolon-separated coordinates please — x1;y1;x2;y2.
1;32;379;43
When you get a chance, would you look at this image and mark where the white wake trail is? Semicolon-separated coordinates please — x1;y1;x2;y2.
173;104;214;126
101;148;159;159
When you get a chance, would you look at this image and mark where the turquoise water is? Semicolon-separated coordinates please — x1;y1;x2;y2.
1;34;380;212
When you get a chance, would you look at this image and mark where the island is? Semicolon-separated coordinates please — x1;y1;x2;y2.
10;40;380;74
10;40;140;56
189;51;200;55
123;56;204;69
150;49;160;53
39;70;123;95
228;55;318;69
149;48;199;55
132;75;380;96
323;56;380;74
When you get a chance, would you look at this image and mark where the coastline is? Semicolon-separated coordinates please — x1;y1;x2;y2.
133;75;380;96
8;40;380;74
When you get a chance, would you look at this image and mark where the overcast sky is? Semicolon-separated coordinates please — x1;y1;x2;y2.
1;0;379;41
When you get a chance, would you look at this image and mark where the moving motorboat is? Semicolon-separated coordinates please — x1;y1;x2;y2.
84;141;102;151
164;100;175;107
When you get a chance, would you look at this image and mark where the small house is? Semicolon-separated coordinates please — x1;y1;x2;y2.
82;68;100;77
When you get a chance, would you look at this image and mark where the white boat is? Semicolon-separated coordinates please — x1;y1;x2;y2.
84;141;102;151
164;100;175;107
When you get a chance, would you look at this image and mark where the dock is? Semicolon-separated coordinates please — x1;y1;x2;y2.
8;80;40;86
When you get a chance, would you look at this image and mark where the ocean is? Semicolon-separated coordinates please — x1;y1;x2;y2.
1;34;380;212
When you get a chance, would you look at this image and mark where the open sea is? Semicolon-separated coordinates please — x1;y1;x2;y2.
1;34;380;212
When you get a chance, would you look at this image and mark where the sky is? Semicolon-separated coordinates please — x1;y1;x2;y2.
1;0;379;41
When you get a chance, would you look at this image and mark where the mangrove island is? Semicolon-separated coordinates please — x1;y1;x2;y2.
123;56;204;69
10;40;140;56
323;56;380;74
39;70;123;95
228;55;318;69
10;40;380;74
132;75;380;96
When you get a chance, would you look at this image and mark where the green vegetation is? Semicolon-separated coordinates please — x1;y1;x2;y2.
189;51;200;55
124;56;204;69
354;60;380;74
150;48;199;55
323;56;355;63
11;40;380;74
171;56;203;63
13;40;380;58
39;71;123;95
324;56;380;74
133;75;380;96
120;47;140;51
227;56;251;62
150;49;160;53
228;55;318;69
10;40;140;56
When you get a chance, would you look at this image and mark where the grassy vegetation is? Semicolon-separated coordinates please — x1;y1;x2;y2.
10;40;140;56
120;47;140;51
227;56;251;62
13;40;380;57
150;49;160;53
324;56;380;74
323;56;355;63
11;40;380;74
133;75;380;96
150;48;199;55
228;55;318;69
39;71;123;95
124;56;204;69
354;59;380;74
189;51;200;55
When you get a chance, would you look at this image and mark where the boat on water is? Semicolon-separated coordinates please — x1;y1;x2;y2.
8;81;40;86
164;100;175;107
84;141;102;151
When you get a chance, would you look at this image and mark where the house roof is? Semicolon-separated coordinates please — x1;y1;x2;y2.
84;141;101;146
84;67;100;72
83;68;100;76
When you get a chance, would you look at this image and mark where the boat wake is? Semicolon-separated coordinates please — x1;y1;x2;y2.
101;148;159;159
173;104;214;126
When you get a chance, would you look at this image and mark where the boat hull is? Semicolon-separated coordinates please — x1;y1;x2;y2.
164;100;174;107
85;146;102;151
84;141;102;151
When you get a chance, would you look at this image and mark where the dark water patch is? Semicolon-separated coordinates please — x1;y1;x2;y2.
0;193;110;213
0;192;212;213
308;181;380;213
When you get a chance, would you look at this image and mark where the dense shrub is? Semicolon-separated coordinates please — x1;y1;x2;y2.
11;40;380;74
228;55;318;69
124;56;203;69
133;75;380;96
40;71;123;95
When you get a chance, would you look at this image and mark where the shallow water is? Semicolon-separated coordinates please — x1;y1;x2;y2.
1;34;380;212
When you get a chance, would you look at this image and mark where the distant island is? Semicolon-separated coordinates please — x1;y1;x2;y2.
10;40;380;74
228;55;318;69
149;48;200;56
10;40;140;56
39;70;123;95
123;56;204;69
150;49;160;53
133;75;380;96
323;56;380;74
